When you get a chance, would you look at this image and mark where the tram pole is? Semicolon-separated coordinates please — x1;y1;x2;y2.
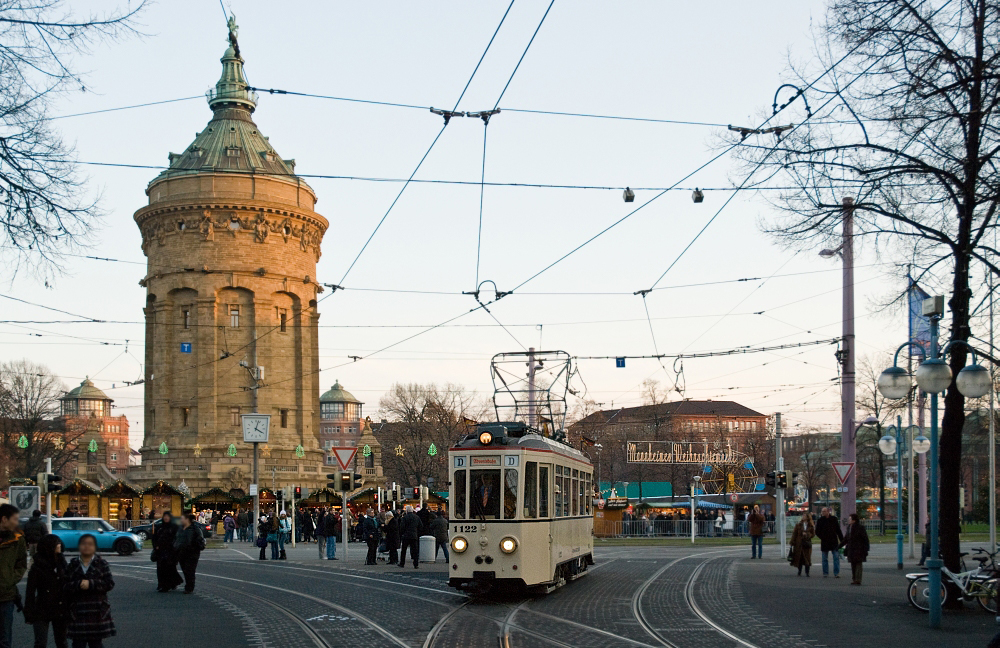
775;412;786;559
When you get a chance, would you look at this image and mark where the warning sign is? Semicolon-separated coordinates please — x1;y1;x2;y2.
832;462;855;485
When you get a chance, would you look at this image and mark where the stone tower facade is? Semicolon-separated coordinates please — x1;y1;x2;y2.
130;23;328;495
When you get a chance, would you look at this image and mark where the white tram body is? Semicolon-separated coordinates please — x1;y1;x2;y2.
448;422;594;592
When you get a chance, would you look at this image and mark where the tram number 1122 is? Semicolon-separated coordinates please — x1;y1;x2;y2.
453;525;478;534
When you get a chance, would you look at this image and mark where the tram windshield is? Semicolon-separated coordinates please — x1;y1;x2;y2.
470;469;501;519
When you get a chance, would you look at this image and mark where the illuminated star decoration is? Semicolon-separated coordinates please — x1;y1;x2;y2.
53;437;64;450
88;439;98;453
158;441;169;455
295;445;305;458
193;444;202;456
362;444;371;457
227;444;237;457
428;443;437;456
395;445;404;457
260;444;271;458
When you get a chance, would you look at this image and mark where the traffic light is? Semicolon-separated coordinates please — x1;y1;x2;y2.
294;486;302;498
276;489;284;501
412;487;420;499
36;473;62;495
792;472;800;486
327;473;340;490
353;472;363;489
776;471;788;489
765;472;776;487
339;472;351;491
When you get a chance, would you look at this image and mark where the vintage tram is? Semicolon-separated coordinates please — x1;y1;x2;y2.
448;421;594;593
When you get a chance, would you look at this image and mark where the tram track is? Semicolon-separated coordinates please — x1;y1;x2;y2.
115;563;411;647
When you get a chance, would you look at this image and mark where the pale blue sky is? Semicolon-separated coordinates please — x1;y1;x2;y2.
0;1;903;448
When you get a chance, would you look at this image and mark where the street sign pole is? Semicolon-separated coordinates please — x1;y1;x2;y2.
45;457;52;533
776;413;786;559
342;489;348;562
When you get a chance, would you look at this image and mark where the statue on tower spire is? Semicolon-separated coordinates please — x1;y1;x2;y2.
227;14;240;58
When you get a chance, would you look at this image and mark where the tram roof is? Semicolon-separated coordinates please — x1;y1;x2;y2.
452;421;590;463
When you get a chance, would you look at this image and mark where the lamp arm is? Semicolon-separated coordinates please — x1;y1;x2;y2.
892;341;928;366
939;339;989;365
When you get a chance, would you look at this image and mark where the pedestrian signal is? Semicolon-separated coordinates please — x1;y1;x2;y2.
353;472;363;489
339;472;351;491
776;471;788;489
327;473;340;490
765;471;776;487
294;486;302;498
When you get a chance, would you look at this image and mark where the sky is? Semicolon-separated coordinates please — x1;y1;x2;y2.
0;1;909;451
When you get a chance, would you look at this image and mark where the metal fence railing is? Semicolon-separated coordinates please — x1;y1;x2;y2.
594;519;780;538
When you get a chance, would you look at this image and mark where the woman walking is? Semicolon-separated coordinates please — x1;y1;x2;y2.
152;512;182;592
790;512;815;577
842;513;870;585
174;514;205;594
267;514;280;560
65;534;115;648
24;534;68;648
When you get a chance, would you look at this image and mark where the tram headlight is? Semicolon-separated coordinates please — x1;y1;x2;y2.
451;536;468;553
479;431;493;445
499;536;518;554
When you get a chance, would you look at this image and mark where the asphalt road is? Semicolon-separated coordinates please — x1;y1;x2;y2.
11;540;999;647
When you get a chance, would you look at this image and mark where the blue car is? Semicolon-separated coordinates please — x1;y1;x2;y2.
51;517;143;556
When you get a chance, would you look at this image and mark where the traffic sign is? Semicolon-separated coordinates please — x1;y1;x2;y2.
615;357;625;368
728;492;739;503
332;447;358;471
832;462;855;484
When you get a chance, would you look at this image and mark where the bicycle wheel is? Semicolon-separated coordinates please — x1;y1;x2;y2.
976;577;999;614
907;576;948;612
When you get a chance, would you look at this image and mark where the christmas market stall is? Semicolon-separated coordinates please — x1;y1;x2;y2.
54;479;101;517
140;480;183;518
98;480;141;523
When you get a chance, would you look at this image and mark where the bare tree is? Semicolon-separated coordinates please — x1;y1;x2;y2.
376;383;486;488
731;0;1000;579
786;431;839;506
0;1;146;278
0;358;76;482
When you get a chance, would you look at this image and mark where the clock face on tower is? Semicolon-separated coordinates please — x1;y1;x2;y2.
241;414;271;443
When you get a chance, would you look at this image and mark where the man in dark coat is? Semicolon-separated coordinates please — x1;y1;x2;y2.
747;505;766;559
174;513;205;594
236;510;249;543
360;510;379;565
152;512;183;592
398;505;421;568
323;511;339;560
315;509;327;559
815;507;844;578
430;513;449;562
842;513;870;585
384;511;400;566
22;510;47;557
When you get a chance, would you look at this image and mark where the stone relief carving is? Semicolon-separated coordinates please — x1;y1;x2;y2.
226;466;247;491
139;210;324;259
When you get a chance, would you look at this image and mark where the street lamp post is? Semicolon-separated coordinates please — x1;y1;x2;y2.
877;295;992;629
879;416;906;570
691;475;701;544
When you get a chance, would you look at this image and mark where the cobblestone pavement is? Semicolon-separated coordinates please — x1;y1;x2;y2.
10;540;1000;647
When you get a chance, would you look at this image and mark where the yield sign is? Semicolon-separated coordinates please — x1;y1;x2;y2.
332;447;358;471
832;462;855;485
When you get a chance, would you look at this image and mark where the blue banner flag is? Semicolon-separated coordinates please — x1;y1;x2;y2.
908;278;931;358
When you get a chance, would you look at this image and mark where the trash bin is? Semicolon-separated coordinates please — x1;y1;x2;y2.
419;535;436;563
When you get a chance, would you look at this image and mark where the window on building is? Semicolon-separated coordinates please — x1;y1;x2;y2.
280;409;288;428
279;312;287;333
110;453;117;462
325;455;336;465
230;406;240;426
230;307;239;328
182;408;190;427
333;440;341;446
183;309;191;329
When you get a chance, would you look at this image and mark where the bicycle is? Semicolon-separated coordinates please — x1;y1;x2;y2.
906;548;999;613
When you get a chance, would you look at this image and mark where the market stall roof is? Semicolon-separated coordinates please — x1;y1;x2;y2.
99;480;142;498
58;478;101;496
189;488;236;504
142;480;184;497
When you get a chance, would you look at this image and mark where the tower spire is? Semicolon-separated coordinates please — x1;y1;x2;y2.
206;14;257;113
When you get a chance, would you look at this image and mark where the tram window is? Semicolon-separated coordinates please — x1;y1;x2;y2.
524;462;538;518
584;473;591;514
579;476;585;515
554;466;563;517
572;469;578;478
572;477;579;515
470;469;501;519
454;469;467;520
503;469;518;519
539;465;550;517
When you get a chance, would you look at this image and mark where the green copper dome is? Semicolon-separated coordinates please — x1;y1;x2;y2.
151;18;303;183
61;377;111;402
320;380;361;404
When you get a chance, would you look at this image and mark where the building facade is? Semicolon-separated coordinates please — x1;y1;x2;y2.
130;21;328;494
59;378;131;480
319;381;364;466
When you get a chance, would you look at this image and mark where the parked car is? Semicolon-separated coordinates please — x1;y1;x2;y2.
51;517;143;556
127;518;213;542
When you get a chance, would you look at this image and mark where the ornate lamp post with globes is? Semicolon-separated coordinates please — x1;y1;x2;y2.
877;296;992;629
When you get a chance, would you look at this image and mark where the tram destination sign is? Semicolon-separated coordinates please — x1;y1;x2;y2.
627;441;742;465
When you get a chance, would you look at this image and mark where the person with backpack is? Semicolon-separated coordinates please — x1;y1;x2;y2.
24;533;68;648
174;514;205;594
22;511;46;559
222;512;236;544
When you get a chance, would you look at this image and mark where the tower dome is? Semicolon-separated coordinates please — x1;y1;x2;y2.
131;19;329;495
